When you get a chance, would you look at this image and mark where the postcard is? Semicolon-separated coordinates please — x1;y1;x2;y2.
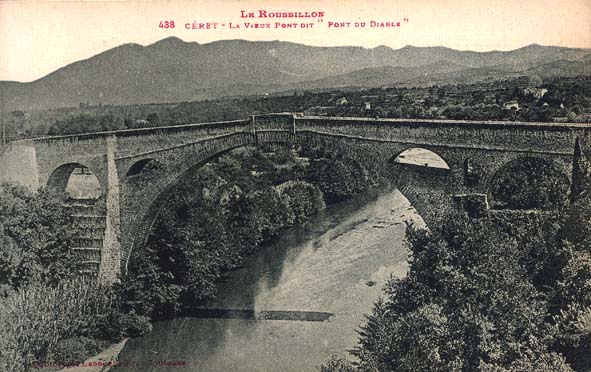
1;1;590;371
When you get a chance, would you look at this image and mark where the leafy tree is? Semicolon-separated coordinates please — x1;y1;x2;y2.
307;158;369;202
320;356;356;372
348;214;578;372
146;113;160;126
490;157;570;209
277;181;325;224
0;183;78;289
47;113;125;135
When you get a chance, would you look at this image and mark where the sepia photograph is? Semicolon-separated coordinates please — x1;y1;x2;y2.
1;0;590;371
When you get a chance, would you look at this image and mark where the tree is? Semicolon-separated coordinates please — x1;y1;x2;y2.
351;215;574;372
0;183;78;289
490;158;570;210
146;112;160;126
307;158;369;202
47;113;125;135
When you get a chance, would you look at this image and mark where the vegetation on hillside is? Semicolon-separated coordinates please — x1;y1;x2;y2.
321;201;591;372
4;76;590;140
0;184;150;371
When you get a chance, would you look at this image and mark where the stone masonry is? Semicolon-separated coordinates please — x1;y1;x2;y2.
2;114;591;283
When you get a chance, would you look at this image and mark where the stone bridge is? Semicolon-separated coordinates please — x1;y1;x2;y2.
2;113;591;283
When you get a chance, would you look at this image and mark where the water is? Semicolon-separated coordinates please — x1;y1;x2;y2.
114;188;423;372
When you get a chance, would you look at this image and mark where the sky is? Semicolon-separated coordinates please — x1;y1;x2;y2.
0;0;590;82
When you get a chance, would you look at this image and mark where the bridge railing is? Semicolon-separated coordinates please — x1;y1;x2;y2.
16;118;252;144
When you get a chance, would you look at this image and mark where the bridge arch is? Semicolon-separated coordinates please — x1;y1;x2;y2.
299;134;459;227
122;143;368;272
487;156;571;210
120;138;257;273
392;147;451;170
47;163;102;199
126;158;161;177
122;141;460;273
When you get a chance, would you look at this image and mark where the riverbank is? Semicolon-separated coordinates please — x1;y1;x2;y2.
53;339;127;372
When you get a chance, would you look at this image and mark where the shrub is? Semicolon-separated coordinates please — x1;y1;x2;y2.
0;183;78;288
52;336;103;366
94;311;152;341
349;216;574;372
490;157;570;210
0;278;114;372
319;356;356;372
307;158;369;202
277;181;325;224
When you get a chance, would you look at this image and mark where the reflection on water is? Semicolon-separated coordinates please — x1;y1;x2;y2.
186;308;333;322
114;188;423;372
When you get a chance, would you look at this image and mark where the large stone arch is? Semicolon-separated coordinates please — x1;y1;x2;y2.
116;133;580;278
122;130;542;273
118;132;260;271
120;131;361;272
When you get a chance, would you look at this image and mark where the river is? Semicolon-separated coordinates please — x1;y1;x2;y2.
113;188;424;372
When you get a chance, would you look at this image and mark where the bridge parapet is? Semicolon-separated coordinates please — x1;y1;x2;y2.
0;140;40;190
252;113;295;133
294;115;590;155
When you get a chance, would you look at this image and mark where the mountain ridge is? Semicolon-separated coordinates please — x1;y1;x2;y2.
1;38;590;110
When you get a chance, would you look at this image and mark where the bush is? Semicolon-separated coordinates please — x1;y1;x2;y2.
307;158;369;202
53;336;103;366
0;183;78;288
320;356;356;372
0;278;114;371
94;311;152;341
277;181;325;224
490;157;570;210
348;215;578;372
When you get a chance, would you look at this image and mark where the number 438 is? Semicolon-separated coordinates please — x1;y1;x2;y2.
159;20;175;28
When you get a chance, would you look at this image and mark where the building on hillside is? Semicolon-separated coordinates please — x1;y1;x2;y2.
523;87;548;98
503;100;520;110
303;106;336;116
553;116;569;122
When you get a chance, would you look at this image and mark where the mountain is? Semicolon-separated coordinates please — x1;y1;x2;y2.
1;38;589;110
287;61;508;90
526;59;591;77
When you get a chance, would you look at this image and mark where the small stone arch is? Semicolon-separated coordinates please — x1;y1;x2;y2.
47;163;102;199
392;147;451;170
126;158;161;177
487;156;571;210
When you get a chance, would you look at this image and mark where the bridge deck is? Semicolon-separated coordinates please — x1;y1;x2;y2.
7;114;591;145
